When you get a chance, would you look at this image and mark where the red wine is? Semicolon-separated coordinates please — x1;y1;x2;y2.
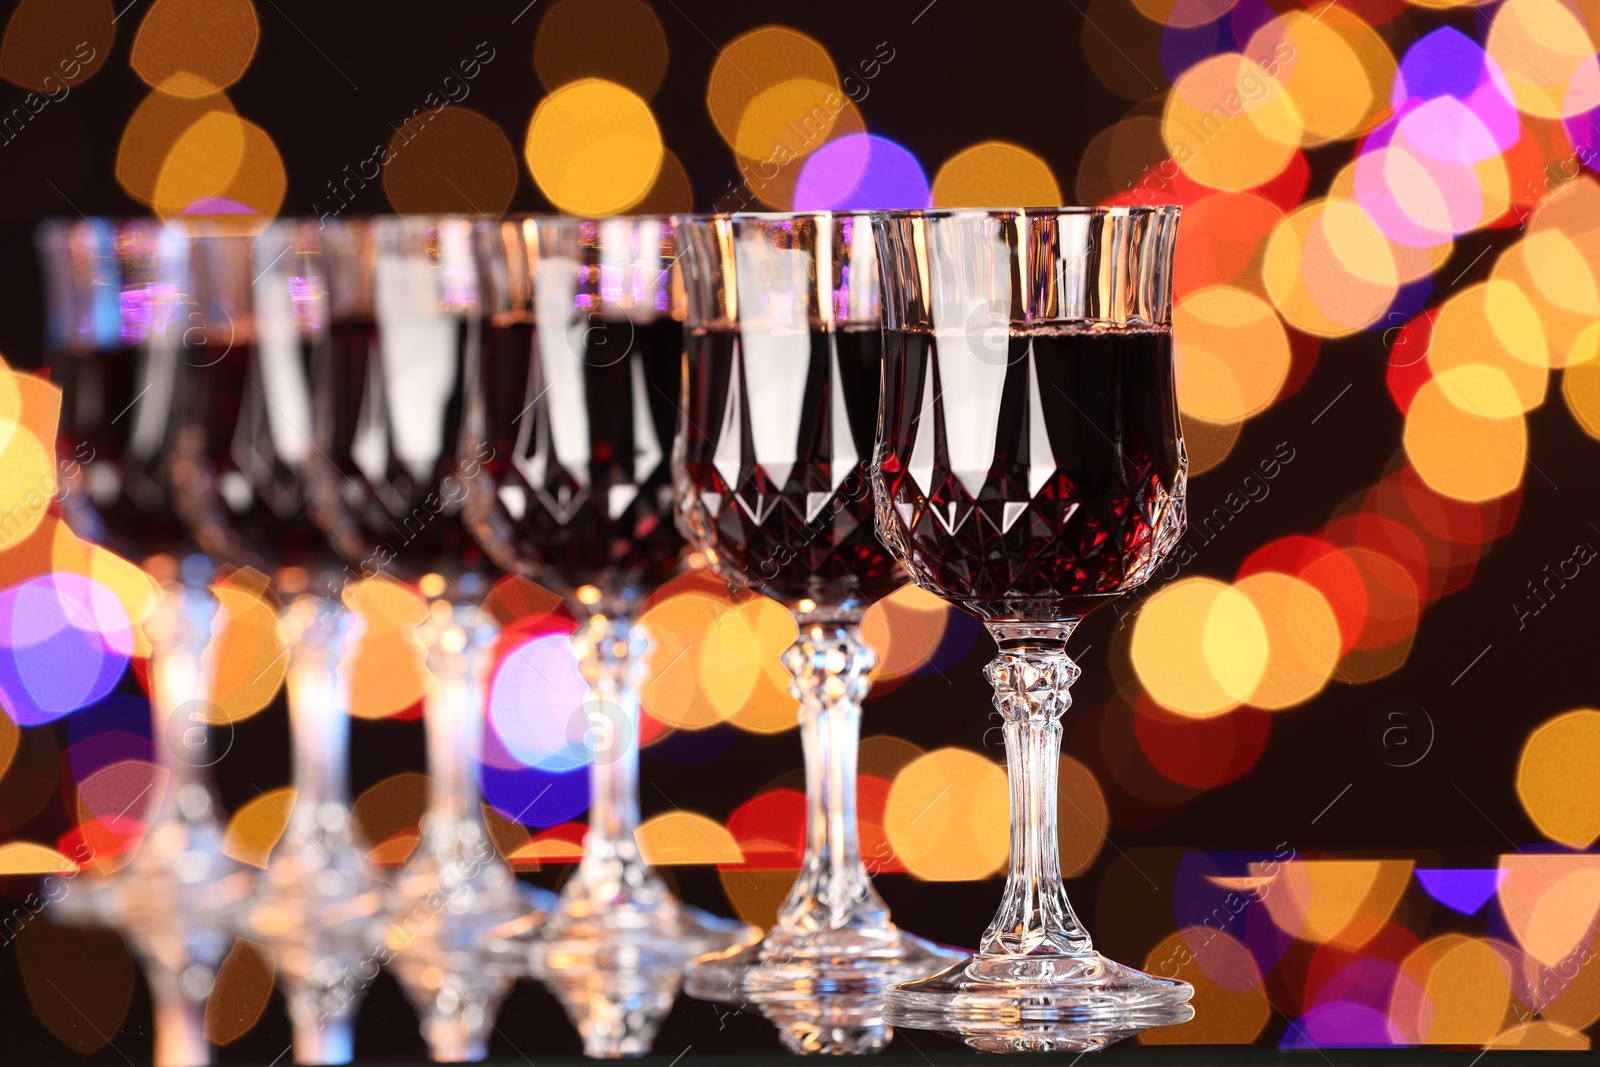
304;319;489;584
875;324;1186;623
464;316;686;596
677;323;903;610
169;339;328;571
50;344;187;559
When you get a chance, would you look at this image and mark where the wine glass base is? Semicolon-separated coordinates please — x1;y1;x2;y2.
884;950;1194;1051
530;900;755;974
687;926;964;1005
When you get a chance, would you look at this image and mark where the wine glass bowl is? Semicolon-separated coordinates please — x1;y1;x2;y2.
673;212;903;613
870;206;1194;1044
464;216;686;605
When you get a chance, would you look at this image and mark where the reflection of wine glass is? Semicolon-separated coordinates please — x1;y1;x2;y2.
307;216;555;1061
671;211;960;1016
870;207;1194;1050
161;220;386;1066
540;958;683;1059
461;216;752;973
37;219;252;1067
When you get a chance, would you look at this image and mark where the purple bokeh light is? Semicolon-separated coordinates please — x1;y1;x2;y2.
793;134;930;211
0;573;133;726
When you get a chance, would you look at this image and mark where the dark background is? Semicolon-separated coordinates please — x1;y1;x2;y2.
1;0;1594;1062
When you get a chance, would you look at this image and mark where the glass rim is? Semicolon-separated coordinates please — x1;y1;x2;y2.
671;210;874;223
871;205;1182;220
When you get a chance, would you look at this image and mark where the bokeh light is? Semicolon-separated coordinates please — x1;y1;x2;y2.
1131;577;1268;717
0;0;113;91
525;78;663;216
383;106;518;217
1517;709;1600;847
793;133;931;211
534;0;669;100
931;141;1062;207
884;747;1008;881
130;0;259;97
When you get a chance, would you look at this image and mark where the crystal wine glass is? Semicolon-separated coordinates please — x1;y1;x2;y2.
37;219;252;1067
461;215;752;973
671;211;961;1024
306;215;555;1061
161;218;387;1065
870;207;1194;1050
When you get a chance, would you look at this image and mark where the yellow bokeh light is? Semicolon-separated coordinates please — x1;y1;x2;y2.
1058;755;1108;878
0;360;20;455
208;569;285;723
525;77;663;217
149;109;245;213
885;747;1008;881
342;578;428;720
0;428;54;547
636;811;744;865
1488;0;1600;119
707;26;838;149
1426;283;1549;412
1174;285;1290;423
931;141;1062;208
1403;370;1528;502
0;841;79;875
1392;936;1514;1044
641;591;755;729
1140;928;1270;1045
0;708;16;780
117;80;238;207
131;0;259;97
1235;572;1341;710
222;786;294;868
861;583;950;688
1246;8;1395;146
1263;199;1398;337
1493;231;1600;369
1133;578;1268;718
732;77;841;161
1163;53;1303;192
1499;853;1600;966
1253;859;1411;947
1517;708;1600;848
725;594;800;733
84;543;162;659
1564;352;1600;439
1492;1021;1591;1050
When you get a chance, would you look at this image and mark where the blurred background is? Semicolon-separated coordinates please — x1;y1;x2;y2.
4;0;1600;1060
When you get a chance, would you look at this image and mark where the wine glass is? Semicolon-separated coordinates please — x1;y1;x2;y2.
160;218;387;1065
37;218;252;1067
461;216;753;972
670;211;961;1023
870;207;1194;1050
306;215;555;1061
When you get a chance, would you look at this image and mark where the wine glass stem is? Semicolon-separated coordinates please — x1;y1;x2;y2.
147;580;218;820
284;597;353;832
421;600;489;839
151;979;209;1067
981;638;1093;957
777;620;887;931
571;610;655;899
